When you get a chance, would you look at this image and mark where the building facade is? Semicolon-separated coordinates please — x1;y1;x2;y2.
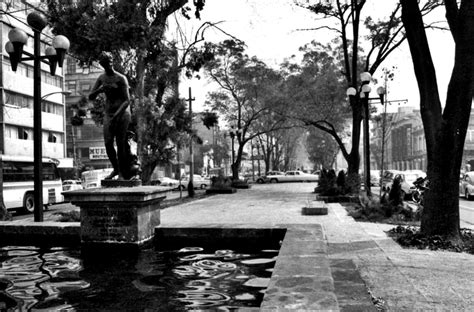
371;105;474;172
64;56;106;173
1;1;67;161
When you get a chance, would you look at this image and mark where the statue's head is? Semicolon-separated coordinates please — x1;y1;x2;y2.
98;51;113;71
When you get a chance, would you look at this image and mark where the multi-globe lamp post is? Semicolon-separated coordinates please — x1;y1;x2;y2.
346;72;385;197
5;12;70;222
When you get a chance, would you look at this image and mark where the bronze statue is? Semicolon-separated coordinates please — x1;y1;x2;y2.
89;52;140;180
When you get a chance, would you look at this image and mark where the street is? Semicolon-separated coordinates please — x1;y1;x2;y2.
8;183;474;229
459;198;474;229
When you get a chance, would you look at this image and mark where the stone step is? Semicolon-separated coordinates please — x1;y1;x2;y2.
302;200;328;215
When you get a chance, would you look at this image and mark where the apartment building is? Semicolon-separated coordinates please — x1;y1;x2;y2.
1;1;67;161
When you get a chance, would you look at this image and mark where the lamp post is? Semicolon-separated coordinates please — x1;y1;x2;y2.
346;72;385;197
5;12;70;222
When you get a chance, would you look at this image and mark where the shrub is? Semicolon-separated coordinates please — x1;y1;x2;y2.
336;170;348;194
318;169;341;196
210;175;232;188
54;210;80;222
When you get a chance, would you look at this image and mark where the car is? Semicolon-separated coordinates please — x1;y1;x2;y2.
178;175;211;190
256;171;285;184
267;170;320;183
381;170;402;192
151;177;180;188
459;171;474;199
311;170;321;182
370;170;381;186
382;170;426;199
62;180;83;191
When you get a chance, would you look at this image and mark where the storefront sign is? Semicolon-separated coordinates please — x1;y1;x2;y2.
89;147;108;160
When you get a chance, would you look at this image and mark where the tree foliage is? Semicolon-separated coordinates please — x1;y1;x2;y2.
203;40;292;179
277;41;349;161
306;129;340;170
293;0;439;192
46;0;207;183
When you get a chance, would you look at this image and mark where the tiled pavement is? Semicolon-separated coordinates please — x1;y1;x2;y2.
1;183;473;310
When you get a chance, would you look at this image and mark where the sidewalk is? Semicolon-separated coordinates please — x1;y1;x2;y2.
159;184;474;311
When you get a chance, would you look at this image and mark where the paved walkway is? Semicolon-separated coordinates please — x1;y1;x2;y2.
160;183;474;311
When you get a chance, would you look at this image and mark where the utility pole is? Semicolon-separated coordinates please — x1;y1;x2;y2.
251;140;255;181
187;87;195;197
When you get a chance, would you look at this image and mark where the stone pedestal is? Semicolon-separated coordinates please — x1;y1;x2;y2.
63;186;169;247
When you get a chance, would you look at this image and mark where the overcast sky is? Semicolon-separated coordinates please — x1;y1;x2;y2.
173;0;454;114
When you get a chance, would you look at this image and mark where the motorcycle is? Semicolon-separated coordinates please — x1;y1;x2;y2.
411;176;429;204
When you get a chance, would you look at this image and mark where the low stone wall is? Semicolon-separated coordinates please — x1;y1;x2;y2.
0;221;80;246
316;194;360;203
155;224;338;310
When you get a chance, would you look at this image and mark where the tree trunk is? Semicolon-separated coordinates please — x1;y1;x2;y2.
401;0;474;239
346;102;363;193
232;143;244;180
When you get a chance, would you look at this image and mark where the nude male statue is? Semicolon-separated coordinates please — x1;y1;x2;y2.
88;52;139;180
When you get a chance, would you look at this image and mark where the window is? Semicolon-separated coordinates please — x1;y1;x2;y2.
18;127;29;140
66;57;77;74
48;132;57;143
76;127;82;139
5;126;16;138
81;83;91;91
2;161;59;182
80;148;89;158
66;81;77;95
26;66;34;78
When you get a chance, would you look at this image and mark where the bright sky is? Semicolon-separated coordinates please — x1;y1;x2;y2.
173;0;455;114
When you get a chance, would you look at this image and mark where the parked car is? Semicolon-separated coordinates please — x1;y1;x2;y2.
311;170;321;182
381;170;402;192
459;171;474;199
267;170;319;183
382;170;426;199
62;180;83;192
370;170;381;186
178;175;211;190
151;177;180;188
256;171;285;184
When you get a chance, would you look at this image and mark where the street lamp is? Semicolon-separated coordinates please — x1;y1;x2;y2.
346;72;385;197
5;12;70;222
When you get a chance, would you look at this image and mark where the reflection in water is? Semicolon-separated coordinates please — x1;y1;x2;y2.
0;246;277;310
0;246;89;311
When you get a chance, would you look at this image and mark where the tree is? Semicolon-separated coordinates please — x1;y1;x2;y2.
306;130;340;170
294;0;438;192
400;0;474;241
47;0;208;183
277;41;353;187
203;40;291;179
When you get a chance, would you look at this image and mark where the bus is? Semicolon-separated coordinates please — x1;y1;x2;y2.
81;168;113;189
1;155;63;213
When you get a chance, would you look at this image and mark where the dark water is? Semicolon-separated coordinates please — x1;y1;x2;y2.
0;245;277;311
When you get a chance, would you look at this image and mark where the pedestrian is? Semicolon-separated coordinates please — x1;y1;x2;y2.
88;51;139;180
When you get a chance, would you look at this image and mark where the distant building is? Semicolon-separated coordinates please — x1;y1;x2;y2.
371;104;474;172
64;56;106;173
